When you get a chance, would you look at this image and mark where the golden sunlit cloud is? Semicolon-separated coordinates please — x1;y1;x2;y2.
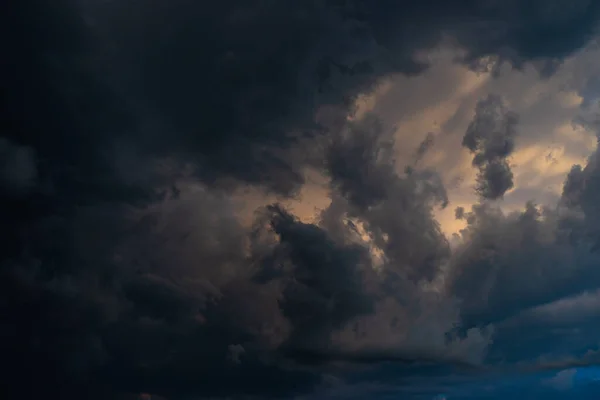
233;45;599;239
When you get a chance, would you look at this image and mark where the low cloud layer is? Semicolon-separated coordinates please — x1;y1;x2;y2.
4;0;600;399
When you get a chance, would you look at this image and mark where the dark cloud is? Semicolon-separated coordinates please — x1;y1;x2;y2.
462;95;518;163
560;147;600;250
475;158;515;200
447;201;598;323
326;115;397;209
0;138;38;196
10;0;597;195
462;94;519;199
445;188;600;367
442;93;600;365
326;115;450;282
4;0;600;399
414;132;436;164
256;204;376;353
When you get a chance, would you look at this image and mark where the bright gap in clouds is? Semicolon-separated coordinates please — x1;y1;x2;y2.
345;46;599;240
240;43;600;242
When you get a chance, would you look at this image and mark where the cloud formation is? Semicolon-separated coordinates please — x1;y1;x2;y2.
462;94;519;199
4;0;600;399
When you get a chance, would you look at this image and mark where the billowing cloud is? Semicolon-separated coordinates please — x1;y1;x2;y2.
4;0;600;399
462;94;519;199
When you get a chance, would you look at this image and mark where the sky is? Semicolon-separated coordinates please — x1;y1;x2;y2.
3;0;600;399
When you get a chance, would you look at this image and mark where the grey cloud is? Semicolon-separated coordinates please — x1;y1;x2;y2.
475;158;515;200
317;114;493;366
326;115;396;210
445;169;600;365
0;137;37;195
326;114;450;282
414;132;437;164
560;136;600;251
257;204;376;353
462;94;519;199
447;200;600;325
50;0;600;195
492;290;600;363
227;344;246;365
5;0;600;398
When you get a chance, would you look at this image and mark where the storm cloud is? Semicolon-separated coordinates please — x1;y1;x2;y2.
4;0;600;399
462;94;519;199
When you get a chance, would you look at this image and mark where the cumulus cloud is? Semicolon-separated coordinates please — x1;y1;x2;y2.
462;94;519;199
444;141;600;363
447;200;600;322
4;0;600;399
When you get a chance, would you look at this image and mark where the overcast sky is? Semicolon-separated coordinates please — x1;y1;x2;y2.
3;1;600;399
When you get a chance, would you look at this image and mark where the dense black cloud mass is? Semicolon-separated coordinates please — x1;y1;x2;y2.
4;0;600;399
462;94;519;199
257;204;376;351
